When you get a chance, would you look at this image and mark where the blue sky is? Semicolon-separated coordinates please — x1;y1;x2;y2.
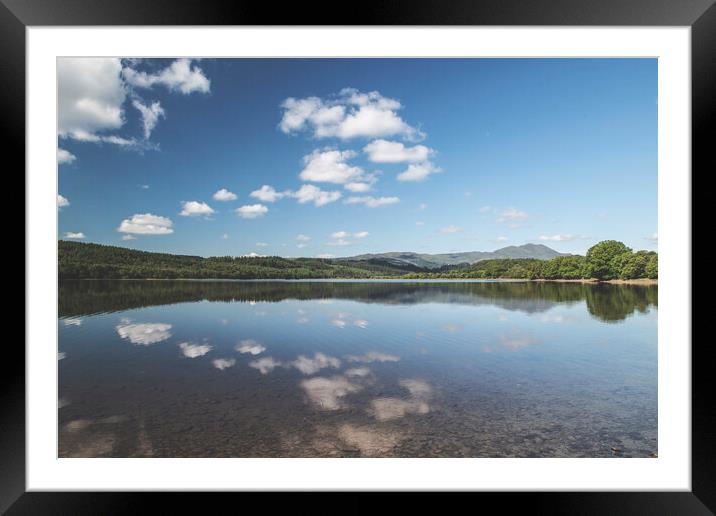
57;58;657;257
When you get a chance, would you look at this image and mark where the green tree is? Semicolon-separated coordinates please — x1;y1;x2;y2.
618;250;653;279
585;240;632;280
645;253;658;279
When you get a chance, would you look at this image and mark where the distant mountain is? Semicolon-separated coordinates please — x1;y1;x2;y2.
340;244;570;269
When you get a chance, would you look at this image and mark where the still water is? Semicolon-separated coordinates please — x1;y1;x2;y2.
58;280;657;458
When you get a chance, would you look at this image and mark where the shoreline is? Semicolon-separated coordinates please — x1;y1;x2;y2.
61;277;658;284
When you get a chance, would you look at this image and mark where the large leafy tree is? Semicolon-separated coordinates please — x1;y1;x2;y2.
585;240;632;280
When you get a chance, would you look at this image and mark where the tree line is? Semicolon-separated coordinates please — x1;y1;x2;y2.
58;239;656;281
405;241;656;280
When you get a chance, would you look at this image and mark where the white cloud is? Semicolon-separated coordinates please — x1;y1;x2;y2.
64;232;85;239
122;235;137;241
179;342;212;358
213;188;237;201
299;149;364;184
353;231;369;239
289;352;341;375
497;208;529;223
396;162;441;182
250;185;286;202
363;139;432;163
132;99;165;139
57;148;76;164
255;242;269;247
331;231;350;239
118;213;174;235
235;339;266;355
221;233;229;240
57;195;70;209
58;58;127;141
116;322;172;346
236;204;268;219
296;234;311;242
213;358;236;370
316;254;336;259
291;185;341;207
418;203;428;211
279;88;422;141
344;181;372;192
123;58;210;94
440;225;462;234
496;236;509;242
249;356;282;375
346;351;400;363
646;232;658;243
180;201;215;217
344;196;400;208
538;234;589;242
415;221;425;226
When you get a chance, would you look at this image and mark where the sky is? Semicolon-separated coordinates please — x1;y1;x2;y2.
57;58;657;258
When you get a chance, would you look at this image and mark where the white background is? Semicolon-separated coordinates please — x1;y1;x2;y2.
27;27;691;491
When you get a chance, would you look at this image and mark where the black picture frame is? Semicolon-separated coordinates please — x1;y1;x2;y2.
5;0;710;512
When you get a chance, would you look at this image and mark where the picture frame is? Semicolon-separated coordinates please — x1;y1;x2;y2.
6;0;710;511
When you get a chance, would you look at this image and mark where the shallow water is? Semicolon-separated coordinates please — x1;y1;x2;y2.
58;280;657;458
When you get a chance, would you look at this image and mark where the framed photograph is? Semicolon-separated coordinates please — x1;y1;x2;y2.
7;0;711;511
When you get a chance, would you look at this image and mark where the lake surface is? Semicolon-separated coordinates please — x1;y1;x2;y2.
58;280;657;458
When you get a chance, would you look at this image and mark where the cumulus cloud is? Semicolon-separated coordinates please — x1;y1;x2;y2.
179;342;212;358
299;149;364;184
363;139;432;163
64;232;85;239
344;196;400;208
236;204;268;219
279;88;422;141
118;213;174;235
57;194;70;209
122;235;137;241
440;225;462;234
538;234;589;242
132;99;165;139
213;188;237;201
57;148;76;164
58;58;127;141
291;185;341;207
123;58;210;94
397;162;441;182
116;322;172;345
235;339;266;355
213;358;236;370
296;234;311;242
58;58;211;155
496;236;509;242
180;201;215;217
250;185;287;202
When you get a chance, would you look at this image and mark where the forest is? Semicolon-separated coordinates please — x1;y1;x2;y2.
58;239;656;281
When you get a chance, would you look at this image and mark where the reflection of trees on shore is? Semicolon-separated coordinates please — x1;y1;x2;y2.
59;280;657;323
584;284;658;322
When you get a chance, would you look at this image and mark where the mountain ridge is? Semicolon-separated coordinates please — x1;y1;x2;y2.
338;243;570;269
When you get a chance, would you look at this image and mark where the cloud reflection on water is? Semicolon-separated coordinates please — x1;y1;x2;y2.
116;322;172;346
